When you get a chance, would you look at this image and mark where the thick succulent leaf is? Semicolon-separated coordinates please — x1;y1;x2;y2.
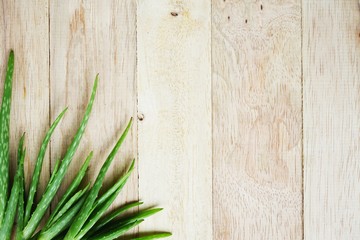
48;152;92;225
38;194;87;240
22;76;99;239
85;161;137;238
24;107;67;225
16;134;25;240
76;163;135;239
52;233;66;240
131;232;172;240
49;158;61;185
88;208;162;240
27;232;40;240
88;201;143;236
1;181;19;240
94;159;135;207
87;220;143;240
113;208;163;227
0;142;25;239
0;50;14;227
47;184;90;228
0;56;168;239
65;118;133;240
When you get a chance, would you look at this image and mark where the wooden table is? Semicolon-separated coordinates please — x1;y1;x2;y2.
0;1;359;239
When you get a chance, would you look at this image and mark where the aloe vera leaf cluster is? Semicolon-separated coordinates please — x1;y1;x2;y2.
0;51;171;240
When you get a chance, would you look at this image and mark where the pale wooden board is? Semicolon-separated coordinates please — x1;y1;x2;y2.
137;1;212;239
49;0;138;222
4;1;360;239
0;0;50;202
212;0;303;239
303;1;360;239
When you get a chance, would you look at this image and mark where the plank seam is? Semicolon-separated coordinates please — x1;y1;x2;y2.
301;0;305;239
48;0;52;214
135;0;140;237
211;0;214;239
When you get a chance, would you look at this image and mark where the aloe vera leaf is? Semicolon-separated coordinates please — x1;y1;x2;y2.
22;76;98;239
24;107;67;225
0;145;25;239
52;232;66;240
16;134;25;240
65;118;133;240
38;193;88;240
47;184;90;228
27;231;40;240
114;208;163;227
94;159;135;207
85;162;137;237
81;180;128;238
88;220;143;240
49;158;61;185
48;152;92;225
88;201;142;236
77;164;135;239
90;207;162;240
0;50;14;227
39;157;61;208
130;232;172;240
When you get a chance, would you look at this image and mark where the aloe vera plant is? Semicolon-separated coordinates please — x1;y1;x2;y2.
0;50;171;240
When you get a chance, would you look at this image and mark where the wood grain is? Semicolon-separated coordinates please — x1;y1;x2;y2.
212;0;303;239
0;0;50;202
303;1;360;239
3;1;360;239
49;0;138;218
137;1;212;239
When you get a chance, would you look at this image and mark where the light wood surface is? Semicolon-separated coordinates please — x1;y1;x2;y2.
212;1;302;239
303;1;360;239
0;0;50;203
0;0;360;239
137;1;212;239
49;0;138;216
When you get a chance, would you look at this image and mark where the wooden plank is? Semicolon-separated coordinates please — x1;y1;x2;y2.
303;1;360;239
0;0;50;202
212;1;302;239
49;0;138;217
137;1;212;239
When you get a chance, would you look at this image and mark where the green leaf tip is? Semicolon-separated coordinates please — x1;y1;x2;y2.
65;118;133;240
131;232;172;240
24;107;68;226
23;77;98;239
47;151;93;227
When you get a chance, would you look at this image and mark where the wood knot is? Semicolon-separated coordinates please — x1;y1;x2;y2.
138;113;145;121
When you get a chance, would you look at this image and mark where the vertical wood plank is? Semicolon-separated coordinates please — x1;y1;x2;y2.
137;1;212;239
212;1;302;239
0;0;50;201
50;0;138;217
303;1;360;239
